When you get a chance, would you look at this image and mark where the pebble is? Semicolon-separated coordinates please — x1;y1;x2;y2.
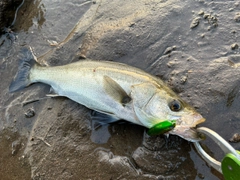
180;76;188;84
12;140;21;155
229;133;240;143
198;10;204;16
190;17;200;29
234;12;240;22
231;43;239;50
25;108;35;118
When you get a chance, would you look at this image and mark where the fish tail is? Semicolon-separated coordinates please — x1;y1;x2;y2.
9;47;38;93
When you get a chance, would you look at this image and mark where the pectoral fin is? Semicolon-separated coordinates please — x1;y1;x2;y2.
103;76;131;106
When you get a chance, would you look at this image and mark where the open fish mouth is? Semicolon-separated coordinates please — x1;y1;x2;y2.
170;125;206;142
169;115;206;142
147;116;206;142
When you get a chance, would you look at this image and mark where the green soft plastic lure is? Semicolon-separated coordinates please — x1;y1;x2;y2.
147;120;177;136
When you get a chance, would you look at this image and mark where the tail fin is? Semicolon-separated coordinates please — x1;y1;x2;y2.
9;47;37;93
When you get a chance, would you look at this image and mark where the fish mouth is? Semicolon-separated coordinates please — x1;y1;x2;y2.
169;125;206;142
169;114;206;142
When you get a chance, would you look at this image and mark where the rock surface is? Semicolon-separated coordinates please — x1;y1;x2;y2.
1;0;240;179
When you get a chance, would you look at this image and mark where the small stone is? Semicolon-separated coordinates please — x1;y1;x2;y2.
207;15;218;27
190;17;201;29
198;173;205;179
180;76;188;84
167;61;174;68
231;43;239;50
47;40;58;46
12;140;21;155
203;14;210;19
198;10;204;15
129;22;135;27
234;13;240;22
79;53;86;59
25;108;35;118
229;133;240;143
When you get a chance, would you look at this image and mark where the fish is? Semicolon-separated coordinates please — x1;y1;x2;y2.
9;47;205;142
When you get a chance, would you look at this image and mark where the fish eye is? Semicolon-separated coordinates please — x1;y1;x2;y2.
169;99;182;112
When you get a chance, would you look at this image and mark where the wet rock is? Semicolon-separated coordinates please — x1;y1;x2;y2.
133;147;168;174
142;132;166;151
229;133;240;143
132;135;196;178
2;0;240;179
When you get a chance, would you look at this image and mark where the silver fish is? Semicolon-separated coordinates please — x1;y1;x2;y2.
9;47;205;142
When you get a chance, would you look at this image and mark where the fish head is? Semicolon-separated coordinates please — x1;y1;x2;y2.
131;82;205;142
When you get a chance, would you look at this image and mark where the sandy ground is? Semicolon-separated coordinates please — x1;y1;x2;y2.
0;0;240;179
